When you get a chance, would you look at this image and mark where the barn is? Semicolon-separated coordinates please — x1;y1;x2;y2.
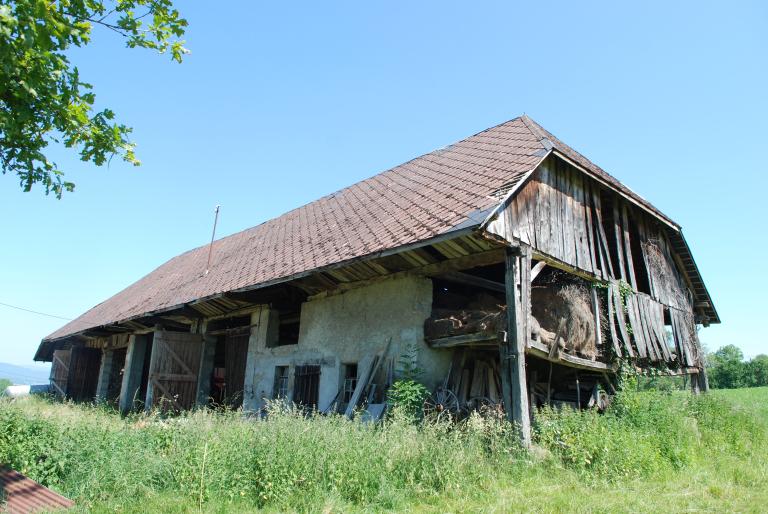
34;115;717;444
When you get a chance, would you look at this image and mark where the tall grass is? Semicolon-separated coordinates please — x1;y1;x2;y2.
1;388;766;513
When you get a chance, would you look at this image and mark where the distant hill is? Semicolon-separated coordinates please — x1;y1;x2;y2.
0;362;51;385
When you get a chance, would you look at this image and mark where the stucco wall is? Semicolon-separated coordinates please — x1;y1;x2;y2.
244;274;450;412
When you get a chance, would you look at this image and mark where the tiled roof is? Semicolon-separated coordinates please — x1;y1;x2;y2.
0;466;74;513
43;116;547;342
40;115;706;345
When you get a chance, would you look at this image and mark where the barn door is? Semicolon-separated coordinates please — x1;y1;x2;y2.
50;349;71;397
224;332;249;406
67;347;101;402
148;331;204;412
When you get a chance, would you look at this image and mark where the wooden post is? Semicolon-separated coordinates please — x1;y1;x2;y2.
699;367;710;392
119;334;149;415
95;349;115;403
501;246;531;447
690;371;701;395
143;326;163;412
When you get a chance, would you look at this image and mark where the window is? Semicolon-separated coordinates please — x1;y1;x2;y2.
273;366;289;399
342;363;358;403
293;365;321;410
278;312;300;346
267;310;301;348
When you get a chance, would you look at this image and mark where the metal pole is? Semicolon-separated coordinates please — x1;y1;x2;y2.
205;205;220;275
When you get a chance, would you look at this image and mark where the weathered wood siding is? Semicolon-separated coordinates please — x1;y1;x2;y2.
486;155;702;368
487;158;599;276
66;347;101;402
147;331;204;412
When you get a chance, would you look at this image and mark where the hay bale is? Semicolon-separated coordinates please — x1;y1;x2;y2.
532;284;596;359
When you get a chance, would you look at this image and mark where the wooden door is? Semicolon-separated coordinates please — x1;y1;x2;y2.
148;331;204;412
224;332;249;406
50;349;71;397
67;347;101;402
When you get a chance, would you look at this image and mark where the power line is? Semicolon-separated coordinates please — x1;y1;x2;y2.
0;301;73;321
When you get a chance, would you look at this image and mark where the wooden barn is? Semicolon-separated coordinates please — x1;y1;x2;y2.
34;115;717;444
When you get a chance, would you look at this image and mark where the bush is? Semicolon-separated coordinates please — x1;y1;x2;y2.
386;379;429;420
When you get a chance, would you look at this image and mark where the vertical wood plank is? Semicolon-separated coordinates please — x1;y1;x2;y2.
613;200;628;282
592;190;616;279
612;284;635;357
606;286;622;357
626;295;647;359
636;216;657;298
590;285;602;358
583;181;599;278
536;165;551;256
621;204;638;290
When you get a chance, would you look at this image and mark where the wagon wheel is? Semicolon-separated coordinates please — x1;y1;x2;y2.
423;387;460;421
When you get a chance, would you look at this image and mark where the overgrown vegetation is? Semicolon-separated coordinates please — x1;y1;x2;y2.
1;386;766;512
0;378;10;392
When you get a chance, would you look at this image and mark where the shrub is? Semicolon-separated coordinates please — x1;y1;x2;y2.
387;379;429;420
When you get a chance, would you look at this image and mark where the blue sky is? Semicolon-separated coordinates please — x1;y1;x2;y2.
1;1;766;367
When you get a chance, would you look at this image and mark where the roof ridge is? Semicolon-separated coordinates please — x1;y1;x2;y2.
519;114;554;150
174;116;536;254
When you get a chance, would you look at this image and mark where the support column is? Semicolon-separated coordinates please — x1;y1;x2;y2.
195;331;217;408
690;371;701;395
699;367;710;392
501;246;532;447
143;326;163;412
242;306;279;413
95;349;115;403
119;334;149;415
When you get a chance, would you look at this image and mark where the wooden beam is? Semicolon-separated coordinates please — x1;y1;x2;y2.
419;248;506;276
141;316;191;332
438;271;505;293
530;261;547;282
428;332;498;348
621;204;638;290
501;247;531;447
528;340;617;372
174;305;204;320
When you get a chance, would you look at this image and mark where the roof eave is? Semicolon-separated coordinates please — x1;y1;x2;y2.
37;222;489;353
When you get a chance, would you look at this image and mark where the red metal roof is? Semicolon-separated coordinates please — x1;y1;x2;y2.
0;467;74;513
38;115;713;350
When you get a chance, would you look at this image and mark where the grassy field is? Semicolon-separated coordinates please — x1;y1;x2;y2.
1;387;766;513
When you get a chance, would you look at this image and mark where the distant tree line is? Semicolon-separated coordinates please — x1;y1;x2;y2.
706;345;768;389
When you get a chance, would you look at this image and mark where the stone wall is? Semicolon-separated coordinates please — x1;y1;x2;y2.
243;274;450;412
